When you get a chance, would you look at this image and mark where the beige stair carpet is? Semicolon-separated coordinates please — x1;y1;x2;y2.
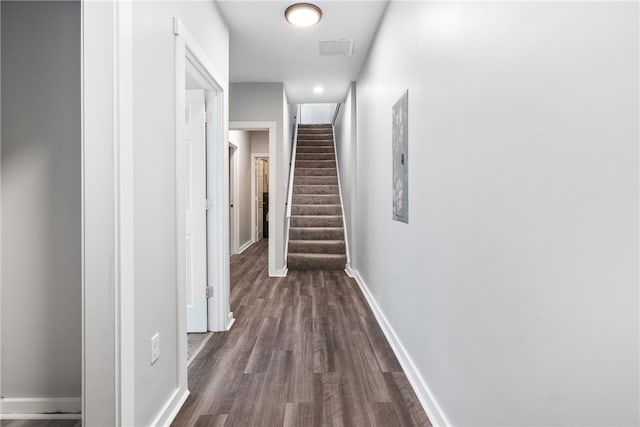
287;124;346;270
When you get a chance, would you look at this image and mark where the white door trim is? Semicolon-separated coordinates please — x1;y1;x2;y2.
229;121;279;276
173;17;232;423
82;1;135;425
251;153;270;243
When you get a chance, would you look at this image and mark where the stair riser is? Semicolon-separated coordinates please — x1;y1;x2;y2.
294;176;338;185
290;228;344;240
291;216;343;228
297;140;334;147
299;124;332;129
296;153;335;161
293;185;338;195
298;128;332;134
297;134;333;141
296;146;335;154
295;168;337;177
296;160;335;169
288;241;345;254
293;194;340;204
287;254;346;270
292;205;342;215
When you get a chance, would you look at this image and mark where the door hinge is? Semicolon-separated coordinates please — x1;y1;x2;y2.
205;111;214;124
206;286;214;298
205;199;214;211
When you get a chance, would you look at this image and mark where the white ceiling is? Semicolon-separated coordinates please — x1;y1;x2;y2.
217;1;388;104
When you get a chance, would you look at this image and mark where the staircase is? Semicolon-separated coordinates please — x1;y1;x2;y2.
287;124;346;270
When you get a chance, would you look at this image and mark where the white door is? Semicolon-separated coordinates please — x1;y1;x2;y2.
256;159;264;241
185;89;208;333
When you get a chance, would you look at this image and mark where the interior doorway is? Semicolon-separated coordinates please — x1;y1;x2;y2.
229;143;238;255
253;156;269;242
174;18;233;398
229;122;279;276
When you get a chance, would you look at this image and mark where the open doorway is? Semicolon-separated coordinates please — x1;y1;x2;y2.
174;19;233;385
228;122;278;276
252;155;269;242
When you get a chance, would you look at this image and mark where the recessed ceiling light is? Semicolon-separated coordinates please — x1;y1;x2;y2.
285;3;322;27
313;86;324;94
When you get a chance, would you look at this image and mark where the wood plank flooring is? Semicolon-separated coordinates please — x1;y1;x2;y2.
172;239;430;427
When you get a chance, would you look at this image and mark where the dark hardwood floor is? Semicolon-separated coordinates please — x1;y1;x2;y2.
172;239;431;427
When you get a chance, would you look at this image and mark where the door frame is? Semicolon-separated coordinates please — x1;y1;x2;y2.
173;17;233;414
251;153;269;243
229;122;278;276
228;142;239;254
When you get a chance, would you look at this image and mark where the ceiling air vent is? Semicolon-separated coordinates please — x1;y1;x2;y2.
319;39;353;57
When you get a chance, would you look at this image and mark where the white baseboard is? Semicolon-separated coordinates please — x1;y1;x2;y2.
344;265;355;278
271;267;288;277
227;311;236;330
351;270;452;427
150;387;189;427
237;240;253;254
0;397;81;419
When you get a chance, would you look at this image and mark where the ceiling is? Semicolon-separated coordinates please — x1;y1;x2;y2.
217;1;388;104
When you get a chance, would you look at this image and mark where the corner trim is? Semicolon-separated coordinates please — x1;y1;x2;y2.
272;267;288;277
344;265;356;278
0;398;81;419
351;270;452;427
149;388;189;427
237;240;253;255
226;312;236;330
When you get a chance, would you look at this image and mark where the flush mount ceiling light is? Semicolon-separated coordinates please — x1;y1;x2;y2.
313;86;324;94
285;3;322;27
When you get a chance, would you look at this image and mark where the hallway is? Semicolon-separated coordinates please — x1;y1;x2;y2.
172;240;430;426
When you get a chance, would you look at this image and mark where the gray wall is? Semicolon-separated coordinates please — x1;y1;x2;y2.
1;0;81;400
333;84;356;269
229;130;252;249
229;83;288;272
353;2;638;425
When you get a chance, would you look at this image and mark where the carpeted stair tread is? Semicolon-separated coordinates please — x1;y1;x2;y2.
291;215;343;228
290;227;344;240
293;184;339;195
287;253;346;270
297;140;334;146
294;176;338;185
296;160;335;168
299;124;331;128
295;168;337;177
296;147;335;154
296;153;335;161
292;194;340;205
288;240;346;254
291;204;342;215
296;134;334;141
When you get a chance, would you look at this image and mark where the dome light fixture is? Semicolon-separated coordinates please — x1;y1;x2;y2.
285;3;322;27
313;86;324;94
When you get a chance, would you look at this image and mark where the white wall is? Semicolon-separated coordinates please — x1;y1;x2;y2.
1;0;81;406
130;2;228;425
229;83;288;272
333;84;356;269
300;103;336;124
251;130;269;154
354;2;638;426
229;130;252;249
